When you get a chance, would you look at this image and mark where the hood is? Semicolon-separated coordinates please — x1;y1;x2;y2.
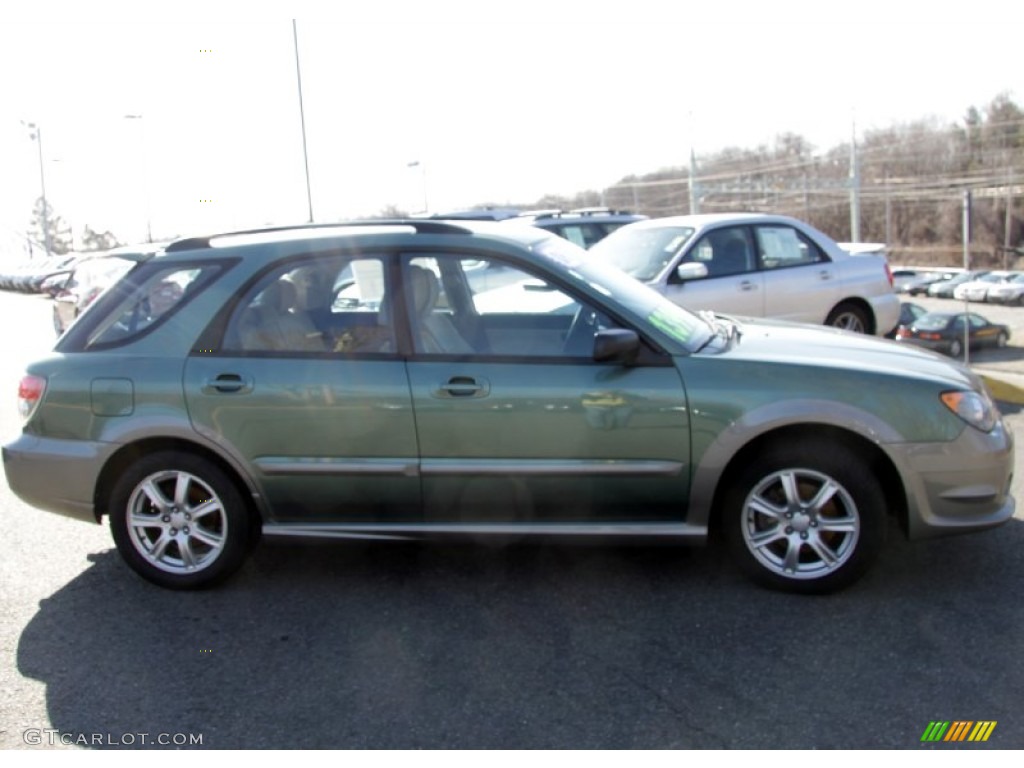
707;315;979;390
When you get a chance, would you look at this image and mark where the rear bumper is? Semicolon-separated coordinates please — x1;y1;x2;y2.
2;433;115;523
869;292;901;336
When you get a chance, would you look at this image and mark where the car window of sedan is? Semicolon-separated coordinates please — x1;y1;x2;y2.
678;226;754;278
755;226;826;269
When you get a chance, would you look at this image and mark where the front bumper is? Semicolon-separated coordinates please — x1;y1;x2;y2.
2;433;117;524
889;418;1015;539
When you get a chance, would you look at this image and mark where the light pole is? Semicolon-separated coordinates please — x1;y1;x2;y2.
124;114;153;242
21;121;51;257
407;161;429;215
293;20;314;223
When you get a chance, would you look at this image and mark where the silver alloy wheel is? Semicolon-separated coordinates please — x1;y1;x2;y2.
831;311;865;332
740;468;860;581
125;469;228;575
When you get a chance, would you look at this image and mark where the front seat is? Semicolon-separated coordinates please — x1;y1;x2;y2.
407;265;474;354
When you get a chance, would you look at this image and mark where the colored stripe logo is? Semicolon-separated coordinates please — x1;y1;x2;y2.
921;721;997;742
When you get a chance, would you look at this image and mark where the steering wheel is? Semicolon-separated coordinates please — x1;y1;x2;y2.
563;305;598;356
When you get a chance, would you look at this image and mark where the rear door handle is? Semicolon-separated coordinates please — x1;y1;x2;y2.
437;376;490;398
204;373;253;394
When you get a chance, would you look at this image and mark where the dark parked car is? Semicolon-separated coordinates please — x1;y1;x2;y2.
885;301;927;339
517;208;648;249
895;311;1010;357
3;221;1014;595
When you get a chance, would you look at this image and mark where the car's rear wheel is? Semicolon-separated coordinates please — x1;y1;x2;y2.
109;451;254;589
723;441;886;594
825;302;870;334
949;338;963;358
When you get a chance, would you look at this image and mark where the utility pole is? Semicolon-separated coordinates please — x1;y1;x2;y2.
963;190;972;363
849;120;861;242
688;147;700;215
22;121;51;257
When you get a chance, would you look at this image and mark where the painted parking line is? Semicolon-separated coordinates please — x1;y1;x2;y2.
979;373;1024;405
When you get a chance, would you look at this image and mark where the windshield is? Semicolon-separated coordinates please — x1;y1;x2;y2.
534;236;711;352
589;225;696;281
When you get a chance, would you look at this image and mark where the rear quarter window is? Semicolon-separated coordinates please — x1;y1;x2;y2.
85;265;218;348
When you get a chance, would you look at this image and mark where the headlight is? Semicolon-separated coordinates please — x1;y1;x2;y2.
940;389;998;432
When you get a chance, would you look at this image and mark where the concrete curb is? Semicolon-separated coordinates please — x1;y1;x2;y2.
977;370;1024;406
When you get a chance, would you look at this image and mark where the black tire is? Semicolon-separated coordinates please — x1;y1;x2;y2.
825;302;870;334
722;440;887;594
996;331;1008;348
949;338;963;358
108;451;255;589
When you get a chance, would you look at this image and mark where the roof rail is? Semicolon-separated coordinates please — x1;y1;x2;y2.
165;219;473;252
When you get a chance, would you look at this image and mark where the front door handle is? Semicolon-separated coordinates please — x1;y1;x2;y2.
437;376;489;398
204;373;253;394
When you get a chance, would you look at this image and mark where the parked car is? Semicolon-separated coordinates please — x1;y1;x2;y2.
0;253;76;293
891;268;928;292
895;311;1010;357
52;253;136;335
885;301;927;339
515;208;648;249
3;220;1013;595
588;213;899;334
953;271;1018;302
984;273;1024;305
901;271;961;296
928;270;990;298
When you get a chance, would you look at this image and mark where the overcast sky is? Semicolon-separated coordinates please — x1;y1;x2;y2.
1;1;1021;251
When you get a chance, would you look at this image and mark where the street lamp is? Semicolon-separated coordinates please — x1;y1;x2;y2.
21;120;51;257
124;114;153;242
407;160;429;215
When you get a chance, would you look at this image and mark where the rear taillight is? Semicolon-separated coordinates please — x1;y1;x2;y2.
17;374;46;421
884;263;894;288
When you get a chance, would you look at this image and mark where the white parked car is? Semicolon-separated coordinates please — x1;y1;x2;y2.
952;271;1018;302
589;213;899;335
986;273;1024;305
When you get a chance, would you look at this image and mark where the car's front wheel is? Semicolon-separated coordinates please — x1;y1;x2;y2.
723;441;886;594
109;451;255;589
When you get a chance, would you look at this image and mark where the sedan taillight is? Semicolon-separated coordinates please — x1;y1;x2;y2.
17;374;46;421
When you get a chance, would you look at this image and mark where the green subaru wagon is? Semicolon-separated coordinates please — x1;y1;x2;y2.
3;220;1015;593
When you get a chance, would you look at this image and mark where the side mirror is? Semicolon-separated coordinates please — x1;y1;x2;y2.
593;328;640;364
676;262;708;281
